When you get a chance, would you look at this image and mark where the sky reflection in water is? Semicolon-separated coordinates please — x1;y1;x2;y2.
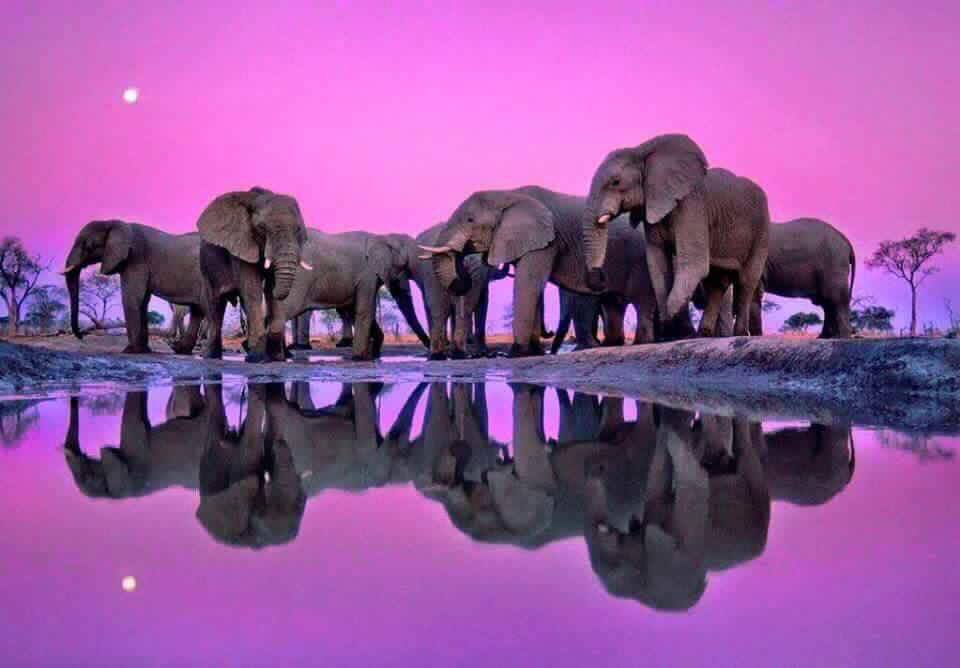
0;381;957;668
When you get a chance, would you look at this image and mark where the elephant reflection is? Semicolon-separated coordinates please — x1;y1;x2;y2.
765;422;855;505
64;385;212;498
584;408;770;611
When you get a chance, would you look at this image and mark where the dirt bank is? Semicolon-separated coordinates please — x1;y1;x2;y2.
1;335;958;433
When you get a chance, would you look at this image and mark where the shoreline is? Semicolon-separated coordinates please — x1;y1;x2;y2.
1;336;958;433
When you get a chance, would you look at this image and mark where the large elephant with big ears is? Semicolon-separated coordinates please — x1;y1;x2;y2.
582;134;770;336
196;187;311;361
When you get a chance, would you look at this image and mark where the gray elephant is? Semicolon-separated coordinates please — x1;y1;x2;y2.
414;224;509;359
765;422;855;505
549;289;603;353
63;385;214;498
582;134;771;337
276;230;428;361
419;187;677;357
584;406;770;611
196;383;306;548
752;218;856;338
61;220;207;354
197;186;311;362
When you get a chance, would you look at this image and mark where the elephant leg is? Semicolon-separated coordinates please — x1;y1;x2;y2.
602;298;626;347
633;301;656;344
264;299;287;362
698;276;731;338
289;312;313;351
120;272;151;353
203;295;227;359
749;291;764;336
336;308;355;348
536;292;554;339
645;239;672;324
550;305;572;354
351;283;380;361
172;305;204;354
473;285;490;350
451;298;469;359
731;280;756;337
509;250;553;357
238;266;269;363
830;300;852;339
426;289;450;360
717;286;735;337
573;298;602;349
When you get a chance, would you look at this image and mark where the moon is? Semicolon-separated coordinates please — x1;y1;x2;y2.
122;87;139;104
121;575;137;592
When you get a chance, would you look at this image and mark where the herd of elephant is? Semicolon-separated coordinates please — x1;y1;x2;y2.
60;133;856;362
64;381;854;611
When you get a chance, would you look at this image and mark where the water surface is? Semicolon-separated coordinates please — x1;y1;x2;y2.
1;380;956;667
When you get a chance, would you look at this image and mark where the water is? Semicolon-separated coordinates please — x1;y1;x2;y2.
1;380;957;667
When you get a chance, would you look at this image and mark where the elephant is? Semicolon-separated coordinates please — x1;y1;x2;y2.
196;382;306;548
765;422;855;505
414;224;510;359
197;186;311;362
276;230;429;361
61;220;207;354
63;385;215;499
419;186;687;357
170;303;211;351
751;218;856;338
582;134;771;337
583;406;770;611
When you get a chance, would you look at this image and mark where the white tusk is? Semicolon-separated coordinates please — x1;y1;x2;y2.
263;258;272;269
59;265;77;275
300;260;313;271
596;214;612;225
418;244;453;255
418;253;436;260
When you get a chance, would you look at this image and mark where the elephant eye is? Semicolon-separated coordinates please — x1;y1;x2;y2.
609;178;621;188
467;216;474;223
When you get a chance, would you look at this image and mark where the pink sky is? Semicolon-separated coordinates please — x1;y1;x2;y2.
1;1;958;330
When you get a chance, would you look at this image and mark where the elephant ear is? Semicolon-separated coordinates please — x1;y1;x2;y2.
642;134;708;224
197;191;261;264
365;236;400;284
101;222;134;275
488;197;555;266
486;469;555;537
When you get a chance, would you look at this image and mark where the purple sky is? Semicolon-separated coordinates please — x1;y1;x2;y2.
1;1;958;330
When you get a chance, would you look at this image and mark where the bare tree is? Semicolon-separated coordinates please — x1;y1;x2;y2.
78;268;122;330
0;237;48;336
25;285;68;333
867;228;956;336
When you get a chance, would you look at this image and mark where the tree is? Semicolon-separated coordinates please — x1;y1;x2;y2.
78;269;122;330
867;228;956;336
851;305;895;334
781;311;822;333
945;300;960;338
761;299;781;313
502;303;514;330
25;285;67;332
0;237;48;336
147;310;165;327
316;309;341;342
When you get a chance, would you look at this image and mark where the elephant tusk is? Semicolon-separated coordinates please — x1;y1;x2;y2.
59;264;77;275
417;253;435;260
263;258;272;269
300;260;314;271
418;244;453;255
596;214;612;226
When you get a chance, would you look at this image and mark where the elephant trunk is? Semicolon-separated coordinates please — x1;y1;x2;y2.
272;251;298;301
65;268;84;339
582;199;609;292
390;281;430;348
432;254;459;294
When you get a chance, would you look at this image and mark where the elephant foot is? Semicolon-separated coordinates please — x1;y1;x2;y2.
507;343;543;358
121;345;151;354
540;329;555;339
335;337;353;348
428;352;448;361
287;343;313;352
351;353;375;362
244;350;270;363
450;349;468;360
601;337;625;348
166;339;195;355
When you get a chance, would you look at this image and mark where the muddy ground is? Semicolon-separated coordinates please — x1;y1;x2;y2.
1;333;958;433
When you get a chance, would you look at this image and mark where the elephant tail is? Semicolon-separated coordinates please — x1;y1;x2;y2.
848;241;856;298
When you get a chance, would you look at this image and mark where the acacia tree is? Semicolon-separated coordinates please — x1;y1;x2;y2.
78;269;122;330
26;285;68;332
0;237;48;336
781;312;822;333
867;228;956;336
